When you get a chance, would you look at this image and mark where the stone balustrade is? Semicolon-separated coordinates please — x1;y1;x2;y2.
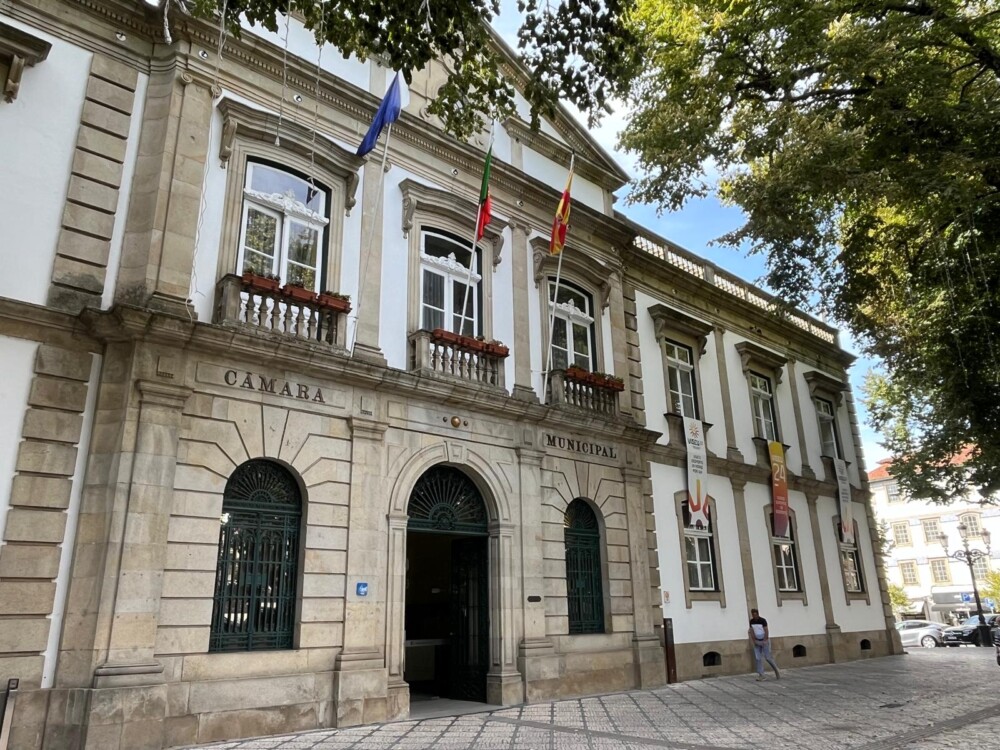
408;329;507;389
547;368;621;417
214;274;348;348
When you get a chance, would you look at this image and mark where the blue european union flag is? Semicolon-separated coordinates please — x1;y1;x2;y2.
356;72;401;157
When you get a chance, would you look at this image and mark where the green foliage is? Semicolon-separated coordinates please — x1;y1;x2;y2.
981;570;1000;605
875;519;895;558
186;0;641;141
886;582;911;616
621;0;1000;502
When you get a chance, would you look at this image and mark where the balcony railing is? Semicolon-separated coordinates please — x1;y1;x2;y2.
409;329;507;389
547;368;622;417
215;274;348;348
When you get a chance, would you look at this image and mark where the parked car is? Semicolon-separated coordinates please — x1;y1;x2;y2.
992;624;1000;666
895;620;946;648
942;614;1000;646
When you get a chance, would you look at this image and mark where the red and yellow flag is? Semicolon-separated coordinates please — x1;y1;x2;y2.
549;167;574;254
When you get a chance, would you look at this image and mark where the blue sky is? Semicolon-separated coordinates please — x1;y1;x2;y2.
489;10;887;468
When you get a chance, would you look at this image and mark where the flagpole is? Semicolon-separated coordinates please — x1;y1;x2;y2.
349;121;393;354
455;126;495;338
542;153;575;404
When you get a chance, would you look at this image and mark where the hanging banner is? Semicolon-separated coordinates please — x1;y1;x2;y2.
683;417;709;529
834;457;855;545
769;441;789;538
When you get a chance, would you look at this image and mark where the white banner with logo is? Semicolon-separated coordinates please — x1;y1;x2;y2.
834;457;855;544
683;417;709;529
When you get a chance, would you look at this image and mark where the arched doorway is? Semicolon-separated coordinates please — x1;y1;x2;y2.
404;465;490;703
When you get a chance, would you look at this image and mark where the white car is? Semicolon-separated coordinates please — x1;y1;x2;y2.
895;619;945;648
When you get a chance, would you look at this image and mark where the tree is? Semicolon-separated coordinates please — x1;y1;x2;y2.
184;0;640;141
886;582;911;617
982;570;1000;609
620;0;1000;502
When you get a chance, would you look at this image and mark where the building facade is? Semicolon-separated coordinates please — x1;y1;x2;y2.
0;0;899;747
870;459;999;623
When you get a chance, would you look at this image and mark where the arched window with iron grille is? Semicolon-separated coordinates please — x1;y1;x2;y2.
210;459;302;652
564;498;605;634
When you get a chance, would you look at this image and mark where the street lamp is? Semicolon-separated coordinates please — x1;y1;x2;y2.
939;524;993;646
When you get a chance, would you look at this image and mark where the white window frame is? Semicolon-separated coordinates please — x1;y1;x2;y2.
973;555;991;581
887;483;902;503
774;539;799;592
750;372;778;441
815;396;840;458
236;162;329;292
665;340;698;418
419;229;481;337
930;558;951;584
960;513;983;537
892;521;911;547
899;560;920;586
548;280;595;372
921;517;941;545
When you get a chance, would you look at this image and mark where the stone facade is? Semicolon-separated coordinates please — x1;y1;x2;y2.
0;0;899;748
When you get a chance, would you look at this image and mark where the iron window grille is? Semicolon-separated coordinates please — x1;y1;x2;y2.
407;465;489;536
564;499;605;634
210;459;302;652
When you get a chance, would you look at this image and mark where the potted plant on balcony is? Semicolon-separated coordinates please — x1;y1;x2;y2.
281;282;316;304
431;328;464;347
595;372;626;392
242;270;280;293
485;340;509;357
317;290;352;313
564;365;591;383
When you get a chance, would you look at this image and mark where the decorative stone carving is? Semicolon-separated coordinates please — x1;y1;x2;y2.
217;97;364;213
398;178;508;265
243;188;330;225
530;239;617;311
419;251;483;282
0;21;51;103
802;369;848;407
734;340;788;384
648;303;713;356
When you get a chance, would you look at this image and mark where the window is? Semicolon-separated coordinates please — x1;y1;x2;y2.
887;483;902;503
564;499;605;634
665;340;698;418
838;521;864;594
930;558;951;584
210;459;302;652
899;560;920;586
549;281;595;371
238;162;329;291
922;518;942;545
973;556;991;581
892;521;912;547
420;229;480;337
682;501;716;591
770;513;800;592
815;397;840;458
960;513;983;537
750;372;778;441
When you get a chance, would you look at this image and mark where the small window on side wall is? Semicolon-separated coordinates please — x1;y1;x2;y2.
682;500;717;591
837;519;865;595
665;340;699;418
769;511;801;594
238;162;329;291
750;372;778;441
815;397;841;458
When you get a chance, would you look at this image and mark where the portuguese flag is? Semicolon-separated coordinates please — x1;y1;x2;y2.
477;146;493;240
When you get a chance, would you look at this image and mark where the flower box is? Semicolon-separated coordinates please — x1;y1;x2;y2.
317;292;352;313
564;366;625;391
486;342;509;358
430;329;489;353
281;284;317;303
242;271;280;293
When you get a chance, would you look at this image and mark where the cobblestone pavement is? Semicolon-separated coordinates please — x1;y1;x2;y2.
193;649;1000;750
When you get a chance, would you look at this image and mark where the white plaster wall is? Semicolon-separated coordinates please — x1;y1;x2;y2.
773;362;802;476
379;167;410;369
518;149;606;214
512;90;561;141
527;231;544;395
0;336;38;547
723;331;757;465
492;227;515;387
241;14;370;93
102;71;148;309
820;496;886;633
0;18;91;306
652;463;751;643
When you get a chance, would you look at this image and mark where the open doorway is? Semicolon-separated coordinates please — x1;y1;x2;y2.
404;466;490;704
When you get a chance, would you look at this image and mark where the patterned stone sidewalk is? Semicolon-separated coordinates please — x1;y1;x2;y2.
190;649;1000;749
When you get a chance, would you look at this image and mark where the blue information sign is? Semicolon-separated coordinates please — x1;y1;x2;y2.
356;582;369;597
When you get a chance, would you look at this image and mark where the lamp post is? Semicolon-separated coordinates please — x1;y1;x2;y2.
939;524;993;646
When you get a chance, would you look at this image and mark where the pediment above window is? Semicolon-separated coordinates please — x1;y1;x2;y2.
530;237;619;311
648;304;713;357
802;369;847;407
734;341;787;384
0;21;50;103
217;98;363;213
399;178;508;267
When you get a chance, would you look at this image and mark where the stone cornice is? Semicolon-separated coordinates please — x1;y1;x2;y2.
0;19;51;102
80;304;661;448
0;297;99;352
648;303;713;356
803;369;848;407
735;340;788;383
530;237;621;310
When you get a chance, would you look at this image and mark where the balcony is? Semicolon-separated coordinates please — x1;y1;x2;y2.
215;274;349;348
409;329;508;389
547;367;623;417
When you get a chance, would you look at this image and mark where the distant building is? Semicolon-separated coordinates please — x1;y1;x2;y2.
869;457;999;623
